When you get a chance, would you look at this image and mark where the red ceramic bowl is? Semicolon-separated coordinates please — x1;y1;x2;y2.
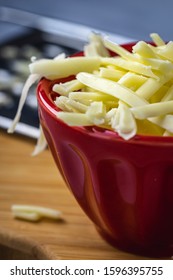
37;44;173;257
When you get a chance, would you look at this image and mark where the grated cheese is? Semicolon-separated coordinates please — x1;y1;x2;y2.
11;204;62;222
31;125;47;156
7;73;40;134
8;32;173;141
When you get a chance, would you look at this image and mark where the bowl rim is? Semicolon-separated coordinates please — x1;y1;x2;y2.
36;42;173;145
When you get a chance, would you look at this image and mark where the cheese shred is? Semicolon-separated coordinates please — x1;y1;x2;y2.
11;204;62;222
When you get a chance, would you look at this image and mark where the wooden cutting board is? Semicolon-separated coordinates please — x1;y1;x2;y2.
0;130;158;260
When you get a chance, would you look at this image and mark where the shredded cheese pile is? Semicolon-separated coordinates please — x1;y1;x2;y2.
9;33;173;140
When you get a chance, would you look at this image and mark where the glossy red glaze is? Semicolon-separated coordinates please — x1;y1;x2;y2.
37;44;173;257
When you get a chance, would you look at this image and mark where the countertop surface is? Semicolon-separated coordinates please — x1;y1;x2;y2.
0;130;153;260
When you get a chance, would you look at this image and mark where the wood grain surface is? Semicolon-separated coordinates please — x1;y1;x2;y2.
0;130;162;260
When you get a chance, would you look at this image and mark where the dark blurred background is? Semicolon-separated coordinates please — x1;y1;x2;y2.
0;0;173;42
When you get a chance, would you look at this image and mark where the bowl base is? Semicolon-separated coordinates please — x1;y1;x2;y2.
96;227;173;259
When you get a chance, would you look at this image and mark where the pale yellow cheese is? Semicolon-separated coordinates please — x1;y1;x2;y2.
29;57;101;79
76;72;147;107
9;32;173;140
